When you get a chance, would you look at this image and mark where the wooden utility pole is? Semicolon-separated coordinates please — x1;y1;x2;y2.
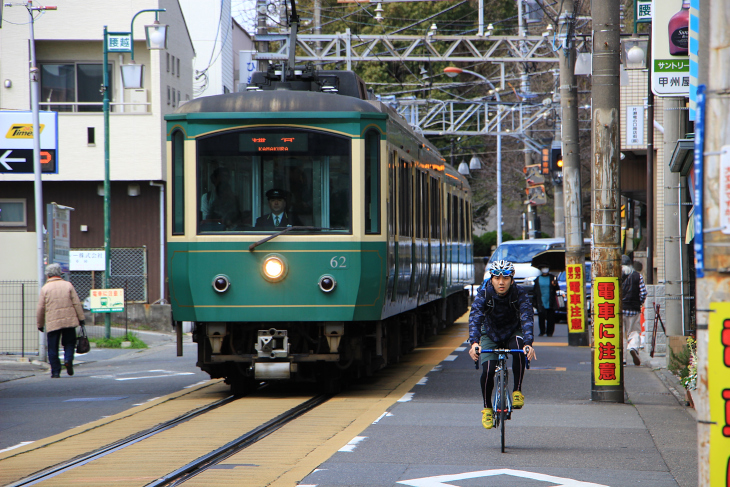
590;0;623;402
559;0;587;347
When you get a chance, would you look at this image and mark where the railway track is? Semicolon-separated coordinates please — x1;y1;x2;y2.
6;390;328;487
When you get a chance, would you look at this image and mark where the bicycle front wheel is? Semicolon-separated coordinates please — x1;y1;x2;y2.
497;367;506;452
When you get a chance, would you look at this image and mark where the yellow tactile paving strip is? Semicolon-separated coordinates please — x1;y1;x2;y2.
1;314;469;487
185;319;470;487
0;380;231;486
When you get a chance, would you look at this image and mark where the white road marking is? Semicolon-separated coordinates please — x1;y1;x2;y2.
430;365;442;372
397;393;415;402
454;347;467;352
0;441;33;453
133;396;161;406
416;377;428;385
338;436;366;452
183;380;209;389
397;469;608;487
443;355;458;361
90;370;195;381
372;412;393;424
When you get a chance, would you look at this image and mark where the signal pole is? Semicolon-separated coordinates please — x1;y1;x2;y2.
558;0;587;346
590;0;623;402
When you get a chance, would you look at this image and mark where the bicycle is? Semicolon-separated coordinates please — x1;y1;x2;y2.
475;348;529;452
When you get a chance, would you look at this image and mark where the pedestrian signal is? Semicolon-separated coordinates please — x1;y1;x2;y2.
525;185;547;206
524;164;544;186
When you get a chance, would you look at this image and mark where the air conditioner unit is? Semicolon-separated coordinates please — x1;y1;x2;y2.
129;89;149;113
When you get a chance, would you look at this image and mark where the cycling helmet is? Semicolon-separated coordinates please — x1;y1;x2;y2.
489;260;515;277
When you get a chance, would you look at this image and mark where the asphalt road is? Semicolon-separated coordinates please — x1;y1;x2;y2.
299;324;697;487
0;331;209;452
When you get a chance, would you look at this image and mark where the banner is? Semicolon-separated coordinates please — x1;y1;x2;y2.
566;264;586;333
593;277;621;385
708;302;730;486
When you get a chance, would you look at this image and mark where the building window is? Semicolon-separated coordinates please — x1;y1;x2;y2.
87;127;95;145
177;90;181;105
167;86;171;105
177;58;180;77
171;55;175;75
0;199;27;227
166;52;170;72
40;63;112;112
171;89;176;107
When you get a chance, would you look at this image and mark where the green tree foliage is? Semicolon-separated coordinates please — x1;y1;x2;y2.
473;230;515;257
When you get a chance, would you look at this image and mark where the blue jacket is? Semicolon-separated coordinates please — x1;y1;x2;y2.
468;279;534;346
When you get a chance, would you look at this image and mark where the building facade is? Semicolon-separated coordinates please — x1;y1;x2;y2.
0;0;194;304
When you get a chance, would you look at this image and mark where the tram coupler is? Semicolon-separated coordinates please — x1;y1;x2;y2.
206;323;228;354
255;328;289;358
324;322;344;353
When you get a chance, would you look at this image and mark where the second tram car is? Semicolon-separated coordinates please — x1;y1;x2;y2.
165;66;473;394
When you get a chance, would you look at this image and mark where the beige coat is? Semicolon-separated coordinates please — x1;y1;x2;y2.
37;277;84;332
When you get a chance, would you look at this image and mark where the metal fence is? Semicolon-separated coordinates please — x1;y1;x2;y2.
70;247;148;302
0;281;39;356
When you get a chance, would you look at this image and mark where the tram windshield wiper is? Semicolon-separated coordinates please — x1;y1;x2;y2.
248;226;343;251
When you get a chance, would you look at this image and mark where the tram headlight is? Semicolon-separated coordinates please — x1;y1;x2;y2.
262;254;287;282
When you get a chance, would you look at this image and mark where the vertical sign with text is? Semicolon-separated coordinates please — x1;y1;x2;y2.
626;106;644;146
566;264;586;333
593;277;621;385
708;302;730;486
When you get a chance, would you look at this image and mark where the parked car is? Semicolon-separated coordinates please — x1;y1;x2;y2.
555;261;592;323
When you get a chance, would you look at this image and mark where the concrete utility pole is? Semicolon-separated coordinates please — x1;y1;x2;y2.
696;1;729;482
662;97;686;338
558;0;587;347
590;0;623;402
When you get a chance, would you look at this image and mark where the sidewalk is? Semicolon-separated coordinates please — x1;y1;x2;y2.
0;329;177;383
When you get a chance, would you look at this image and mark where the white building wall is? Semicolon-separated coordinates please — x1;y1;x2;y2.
179;0;234;97
0;233;38;280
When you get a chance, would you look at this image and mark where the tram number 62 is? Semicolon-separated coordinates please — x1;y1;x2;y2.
330;256;347;269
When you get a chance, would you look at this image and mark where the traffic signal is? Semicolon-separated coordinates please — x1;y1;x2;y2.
550;146;563;172
541;147;550;175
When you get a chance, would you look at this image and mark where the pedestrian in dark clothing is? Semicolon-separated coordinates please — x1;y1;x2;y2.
532;267;559;337
37;264;85;378
621;255;647;366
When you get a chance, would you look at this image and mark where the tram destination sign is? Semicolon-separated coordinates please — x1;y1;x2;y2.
239;133;308;153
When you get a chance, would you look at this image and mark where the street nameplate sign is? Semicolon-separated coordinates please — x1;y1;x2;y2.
107;32;132;53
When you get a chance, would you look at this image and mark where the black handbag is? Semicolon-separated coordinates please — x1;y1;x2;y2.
76;324;91;354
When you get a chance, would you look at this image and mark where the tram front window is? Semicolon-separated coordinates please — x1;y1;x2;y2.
197;129;352;234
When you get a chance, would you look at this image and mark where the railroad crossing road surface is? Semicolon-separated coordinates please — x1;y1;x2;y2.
298;324;698;487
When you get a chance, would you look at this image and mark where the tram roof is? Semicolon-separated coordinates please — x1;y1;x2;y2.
172;90;382;116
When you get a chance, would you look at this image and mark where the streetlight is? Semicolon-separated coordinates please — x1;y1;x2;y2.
102;9;167;338
444;66;503;246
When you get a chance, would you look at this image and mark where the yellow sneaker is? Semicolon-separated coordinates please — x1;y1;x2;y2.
481;408;493;429
512;391;524;409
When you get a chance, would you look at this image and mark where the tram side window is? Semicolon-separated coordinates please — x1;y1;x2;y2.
415;171;422;238
430;177;439;239
452;195;459;241
389;151;396;235
171;130;184;235
459;198;465;242
399;158;411;237
364;130;380;234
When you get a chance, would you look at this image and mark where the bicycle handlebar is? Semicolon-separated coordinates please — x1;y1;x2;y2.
474;348;531;369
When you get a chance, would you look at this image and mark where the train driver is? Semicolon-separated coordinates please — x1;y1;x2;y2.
255;188;302;229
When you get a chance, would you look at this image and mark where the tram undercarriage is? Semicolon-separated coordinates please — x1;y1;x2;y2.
191;293;468;395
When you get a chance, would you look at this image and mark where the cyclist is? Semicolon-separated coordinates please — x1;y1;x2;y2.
468;260;537;429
